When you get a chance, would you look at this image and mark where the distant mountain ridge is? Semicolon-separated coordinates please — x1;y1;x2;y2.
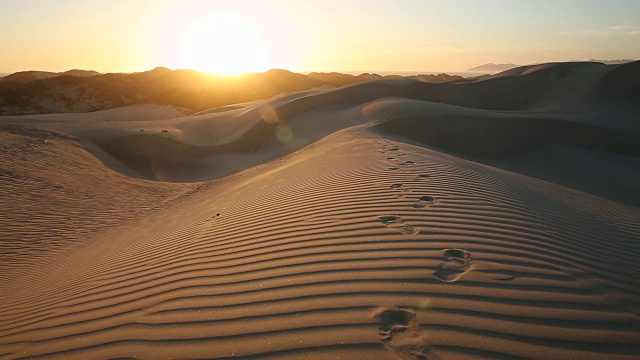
1;69;100;84
0;70;102;95
307;72;462;87
468;59;636;73
1;61;637;115
583;59;636;65
0;68;463;115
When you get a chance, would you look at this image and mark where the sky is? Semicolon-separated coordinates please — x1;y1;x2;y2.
0;0;639;74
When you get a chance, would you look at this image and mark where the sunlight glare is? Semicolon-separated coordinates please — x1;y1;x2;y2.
179;12;269;75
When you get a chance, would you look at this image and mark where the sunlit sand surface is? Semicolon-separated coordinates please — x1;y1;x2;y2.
1;62;639;359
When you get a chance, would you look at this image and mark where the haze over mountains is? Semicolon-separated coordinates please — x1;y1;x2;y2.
468;59;636;72
466;63;521;72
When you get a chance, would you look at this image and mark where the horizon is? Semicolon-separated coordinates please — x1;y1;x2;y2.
1;60;637;79
0;67;490;77
0;66;497;76
1;0;639;75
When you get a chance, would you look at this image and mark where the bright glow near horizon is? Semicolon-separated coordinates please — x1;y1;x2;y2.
0;0;638;74
177;12;268;74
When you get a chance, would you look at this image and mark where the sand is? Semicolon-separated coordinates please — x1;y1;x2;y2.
1;61;639;359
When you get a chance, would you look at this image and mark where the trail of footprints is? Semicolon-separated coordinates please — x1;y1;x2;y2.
380;143;437;235
376;142;468;359
377;141;515;358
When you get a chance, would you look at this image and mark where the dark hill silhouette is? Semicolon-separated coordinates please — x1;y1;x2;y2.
1;62;637;116
2;69;99;84
308;72;462;87
61;69;101;77
0;69;101;95
2;70;59;83
0;68;460;115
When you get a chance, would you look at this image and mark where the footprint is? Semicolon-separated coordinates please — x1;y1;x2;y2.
434;249;516;282
380;215;419;235
434;249;473;282
412;196;436;208
388;167;400;171
372;308;434;360
389;147;399;151
415;174;429;181
444;249;471;262
387;157;395;160
400;160;416;165
391;184;411;198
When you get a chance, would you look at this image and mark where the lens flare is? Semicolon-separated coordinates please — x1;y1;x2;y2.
259;104;279;123
417;297;431;310
275;124;293;143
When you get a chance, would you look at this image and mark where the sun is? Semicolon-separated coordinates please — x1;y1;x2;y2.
179;12;269;75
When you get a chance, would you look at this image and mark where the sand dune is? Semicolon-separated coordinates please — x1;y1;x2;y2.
1;62;639;359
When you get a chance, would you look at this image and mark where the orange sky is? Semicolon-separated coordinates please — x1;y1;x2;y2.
1;0;638;74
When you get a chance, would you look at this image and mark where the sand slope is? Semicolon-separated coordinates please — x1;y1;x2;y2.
0;124;200;285
1;62;639;359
